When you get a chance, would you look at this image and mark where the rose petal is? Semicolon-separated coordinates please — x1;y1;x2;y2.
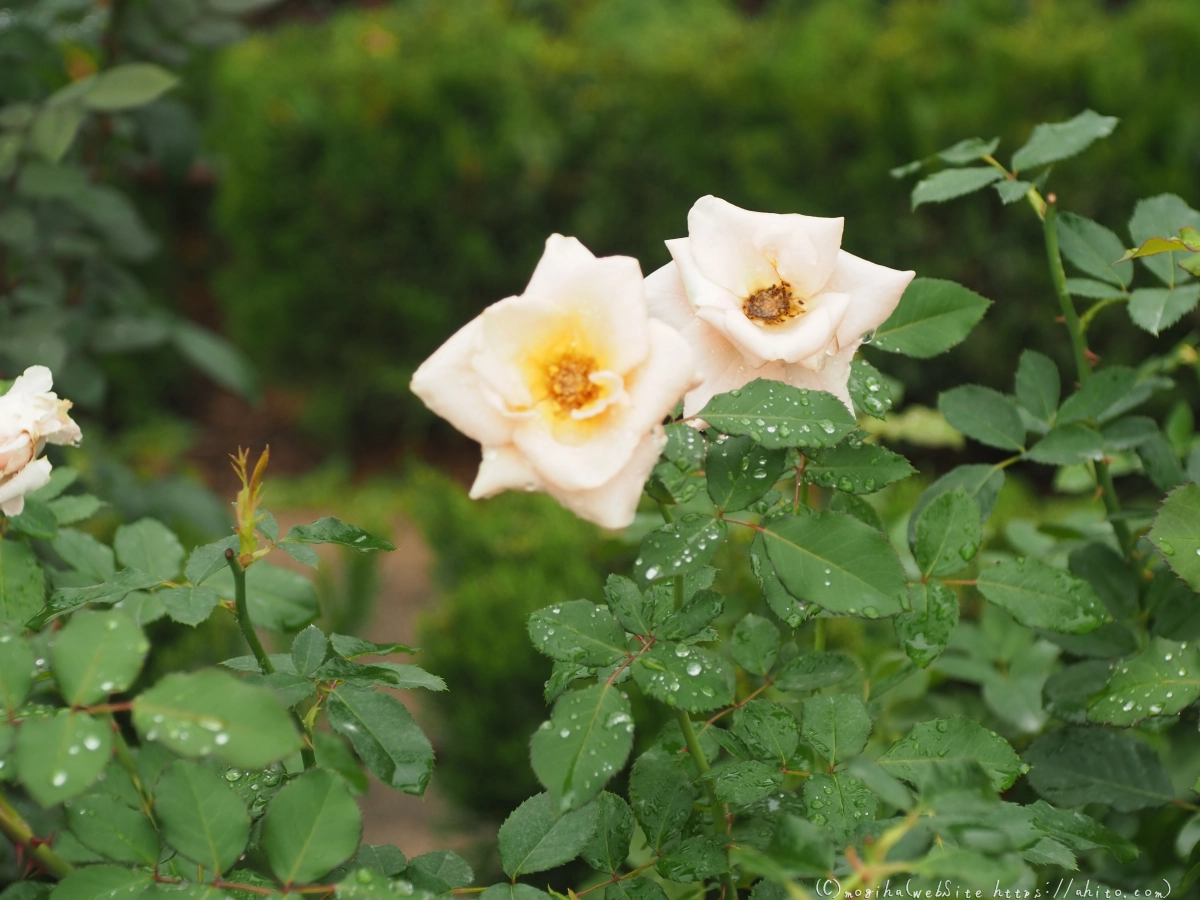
410;317;516;447
667;238;741;312
469;445;545;498
0;457;52;517
545;428;666;530
687;197;779;297
754;213;844;298
827;250;915;348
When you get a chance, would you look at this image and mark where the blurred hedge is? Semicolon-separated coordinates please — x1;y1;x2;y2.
211;0;1200;440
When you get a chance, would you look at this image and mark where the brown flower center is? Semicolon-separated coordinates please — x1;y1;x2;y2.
545;352;600;414
744;281;802;325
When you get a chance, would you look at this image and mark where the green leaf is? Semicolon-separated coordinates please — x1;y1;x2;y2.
663;422;706;471
1129;194;1200;287
1014;350;1060;422
579;791;634;873
938;136;1000;164
1028;801;1138;864
352;845;407;876
52;530;115;582
730;614;781;677
292;625;329;677
263;768;362;885
848;358;894;418
1011;110;1118;171
531;683;633;812
749;532;811;629
803;438;914;495
1057;213;1133;288
85;64;179;111
603;575;664;639
773;651;858;692
801;694;870;764
938;385;1025;451
0;627;32;708
154;760;251;873
628;756;696;850
133;670;302;768
1069;543;1137;618
41;569;164;626
1087;639;1200;725
659;589;723;641
114;518;184;580
50;866;152;900
66;793;158;865
1056;366;1139;424
284;517;395;552
1023;726;1173;812
977;558;1110;634
408;851;474;891
911;488;981;578
908;464;1005;547
655;834;728;883
1025;423;1105;465
697;380;856;450
762;512;907;617
159;586;220;626
878;716;1026;792
30;103;86;163
52;609;148;705
1065;277;1127;299
705;436;787;512
497;791;599;878
731;815;833;880
1149;483;1200;590
632;643;734;712
528;600;628;667
994;179;1032;204
173;321;261;402
1139;432;1189;492
632;515;726;586
802;772;877;844
184;536;239;586
328;634;415;659
8;499;58;540
1;540;46;626
733;699;798;765
47;496;104;527
1128;284;1200;335
326;685;434;795
16;712;111;806
911;167;1004;208
1101;415;1158;452
872;278;991;358
895;582;959;668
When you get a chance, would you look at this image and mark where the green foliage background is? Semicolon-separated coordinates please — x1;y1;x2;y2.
210;0;1200;439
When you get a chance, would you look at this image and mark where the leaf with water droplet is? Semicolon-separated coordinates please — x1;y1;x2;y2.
698;379;855;450
1023;726;1173;812
977;558;1110;634
528;600;628;667
801;694;870;765
871;278;991;359
66;790;159;866
911;488;981;579
154;759;250;874
15;711;111;806
733;699;798;766
730;614;781;677
632;644;733;712
772;651;859;692
632;515;726;587
531;683;634;812
749;532;813;629
1086;638;1200;726
803;438;914;495
895;582;959;668
705;435;787;512
655;834;729;883
802;772;877;844
497;791;599;877
628;755;696;851
848;358;895;419
877;716;1026;792
659;589;723;642
1148;483;1200;592
52;609;148;706
579;791;635;873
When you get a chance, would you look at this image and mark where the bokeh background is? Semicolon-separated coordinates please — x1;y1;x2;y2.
4;0;1200;878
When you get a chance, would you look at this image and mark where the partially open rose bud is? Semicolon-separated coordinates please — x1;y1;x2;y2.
646;195;914;415
411;235;698;529
0;366;82;516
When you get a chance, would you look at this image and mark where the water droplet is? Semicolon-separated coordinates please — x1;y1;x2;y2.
686;662;702;677
1160;540;1176;555
52;771;68;787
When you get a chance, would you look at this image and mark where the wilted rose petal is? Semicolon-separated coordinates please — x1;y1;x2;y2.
411;235;697;529
646;195;914;415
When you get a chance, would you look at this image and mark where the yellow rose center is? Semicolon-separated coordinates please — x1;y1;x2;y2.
744;281;803;325
544;352;600;415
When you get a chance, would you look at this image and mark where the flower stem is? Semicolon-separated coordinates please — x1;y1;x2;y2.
675;710;738;899
225;550;315;769
0;786;72;879
108;716;156;826
812;617;826;652
1043;201;1134;558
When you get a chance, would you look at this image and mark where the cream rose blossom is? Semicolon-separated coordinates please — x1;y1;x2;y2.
645;196;914;415
0;366;82;516
411;235;698;529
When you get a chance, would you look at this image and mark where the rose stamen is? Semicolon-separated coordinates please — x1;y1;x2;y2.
743;281;803;326
545;352;601;415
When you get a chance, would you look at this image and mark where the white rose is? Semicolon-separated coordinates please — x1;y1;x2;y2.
645;196;914;416
0;366;83;516
411;235;698;529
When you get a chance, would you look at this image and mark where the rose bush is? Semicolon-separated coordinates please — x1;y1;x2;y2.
6;109;1200;900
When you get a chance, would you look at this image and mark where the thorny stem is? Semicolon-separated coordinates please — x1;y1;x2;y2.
1043;201;1135;559
0;786;73;878
226;549;316;769
676;710;739;899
